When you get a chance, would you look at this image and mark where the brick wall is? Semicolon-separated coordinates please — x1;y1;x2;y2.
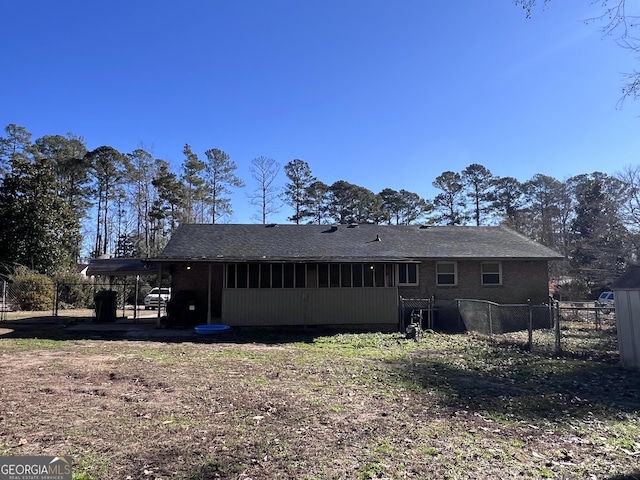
171;260;550;329
398;260;549;303
398;259;550;329
172;263;224;320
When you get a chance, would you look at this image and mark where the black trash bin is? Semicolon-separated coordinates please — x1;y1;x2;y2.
166;290;200;326
94;290;117;322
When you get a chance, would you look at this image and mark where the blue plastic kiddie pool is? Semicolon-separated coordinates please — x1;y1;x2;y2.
194;324;231;335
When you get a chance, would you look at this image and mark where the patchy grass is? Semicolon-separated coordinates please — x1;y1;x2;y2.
0;325;639;479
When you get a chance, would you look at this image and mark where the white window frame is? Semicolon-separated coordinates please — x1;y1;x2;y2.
481;261;502;286
397;263;419;286
436;261;457;286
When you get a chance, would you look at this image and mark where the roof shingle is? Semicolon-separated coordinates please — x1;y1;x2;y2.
156;224;562;263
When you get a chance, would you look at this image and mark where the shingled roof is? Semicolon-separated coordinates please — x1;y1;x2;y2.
155;224;562;263
87;258;158;276
612;265;640;289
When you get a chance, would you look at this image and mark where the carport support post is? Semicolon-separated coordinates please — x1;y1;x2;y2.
121;281;126;319
207;264;212;325
156;265;163;328
134;275;139;322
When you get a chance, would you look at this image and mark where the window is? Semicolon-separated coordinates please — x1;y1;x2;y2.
397;264;419;286
226;263;393;289
330;264;340;288
295;264;306;288
307;264;318;288
352;264;363;287
272;264;283;288
226;264;236;288
481;262;502;285
283;264;294;288
237;264;248;288
341;264;352;287
318;264;329;287
364;264;375;287
260;264;271;288
249;264;260;288
436;262;457;286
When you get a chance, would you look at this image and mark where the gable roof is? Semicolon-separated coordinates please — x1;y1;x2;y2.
154;224;562;263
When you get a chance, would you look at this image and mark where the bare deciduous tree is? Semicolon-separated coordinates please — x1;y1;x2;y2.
248;156;280;224
515;0;640;102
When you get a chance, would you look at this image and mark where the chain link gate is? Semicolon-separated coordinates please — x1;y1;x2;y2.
399;296;435;332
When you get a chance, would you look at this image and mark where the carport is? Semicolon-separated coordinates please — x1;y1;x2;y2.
86;258;160;323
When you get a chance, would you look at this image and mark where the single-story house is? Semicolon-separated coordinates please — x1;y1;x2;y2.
76;263;90;277
150;223;562;330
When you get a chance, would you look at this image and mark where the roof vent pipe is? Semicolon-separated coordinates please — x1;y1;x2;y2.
375;234;381;242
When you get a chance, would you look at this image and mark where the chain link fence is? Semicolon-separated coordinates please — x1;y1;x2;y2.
456;298;618;359
1;278;158;321
456;299;555;336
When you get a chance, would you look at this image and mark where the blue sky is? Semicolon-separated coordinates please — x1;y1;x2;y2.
2;0;640;224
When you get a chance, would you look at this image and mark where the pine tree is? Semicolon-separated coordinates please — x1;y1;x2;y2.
203;148;244;224
181;144;206;223
283;159;316;224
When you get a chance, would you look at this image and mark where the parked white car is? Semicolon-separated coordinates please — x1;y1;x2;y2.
144;287;171;310
597;291;615;314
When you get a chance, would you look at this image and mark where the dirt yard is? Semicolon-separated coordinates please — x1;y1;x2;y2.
0;317;639;479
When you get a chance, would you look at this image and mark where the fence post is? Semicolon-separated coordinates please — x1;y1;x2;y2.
594;303;600;331
527;299;533;351
554;300;562;355
429;295;435;330
488;302;493;336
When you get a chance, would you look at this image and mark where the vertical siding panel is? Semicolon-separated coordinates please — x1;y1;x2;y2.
222;288;398;327
222;289;305;326
616;290;631;368
304;288;398;325
615;289;640;370
627;290;640;370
